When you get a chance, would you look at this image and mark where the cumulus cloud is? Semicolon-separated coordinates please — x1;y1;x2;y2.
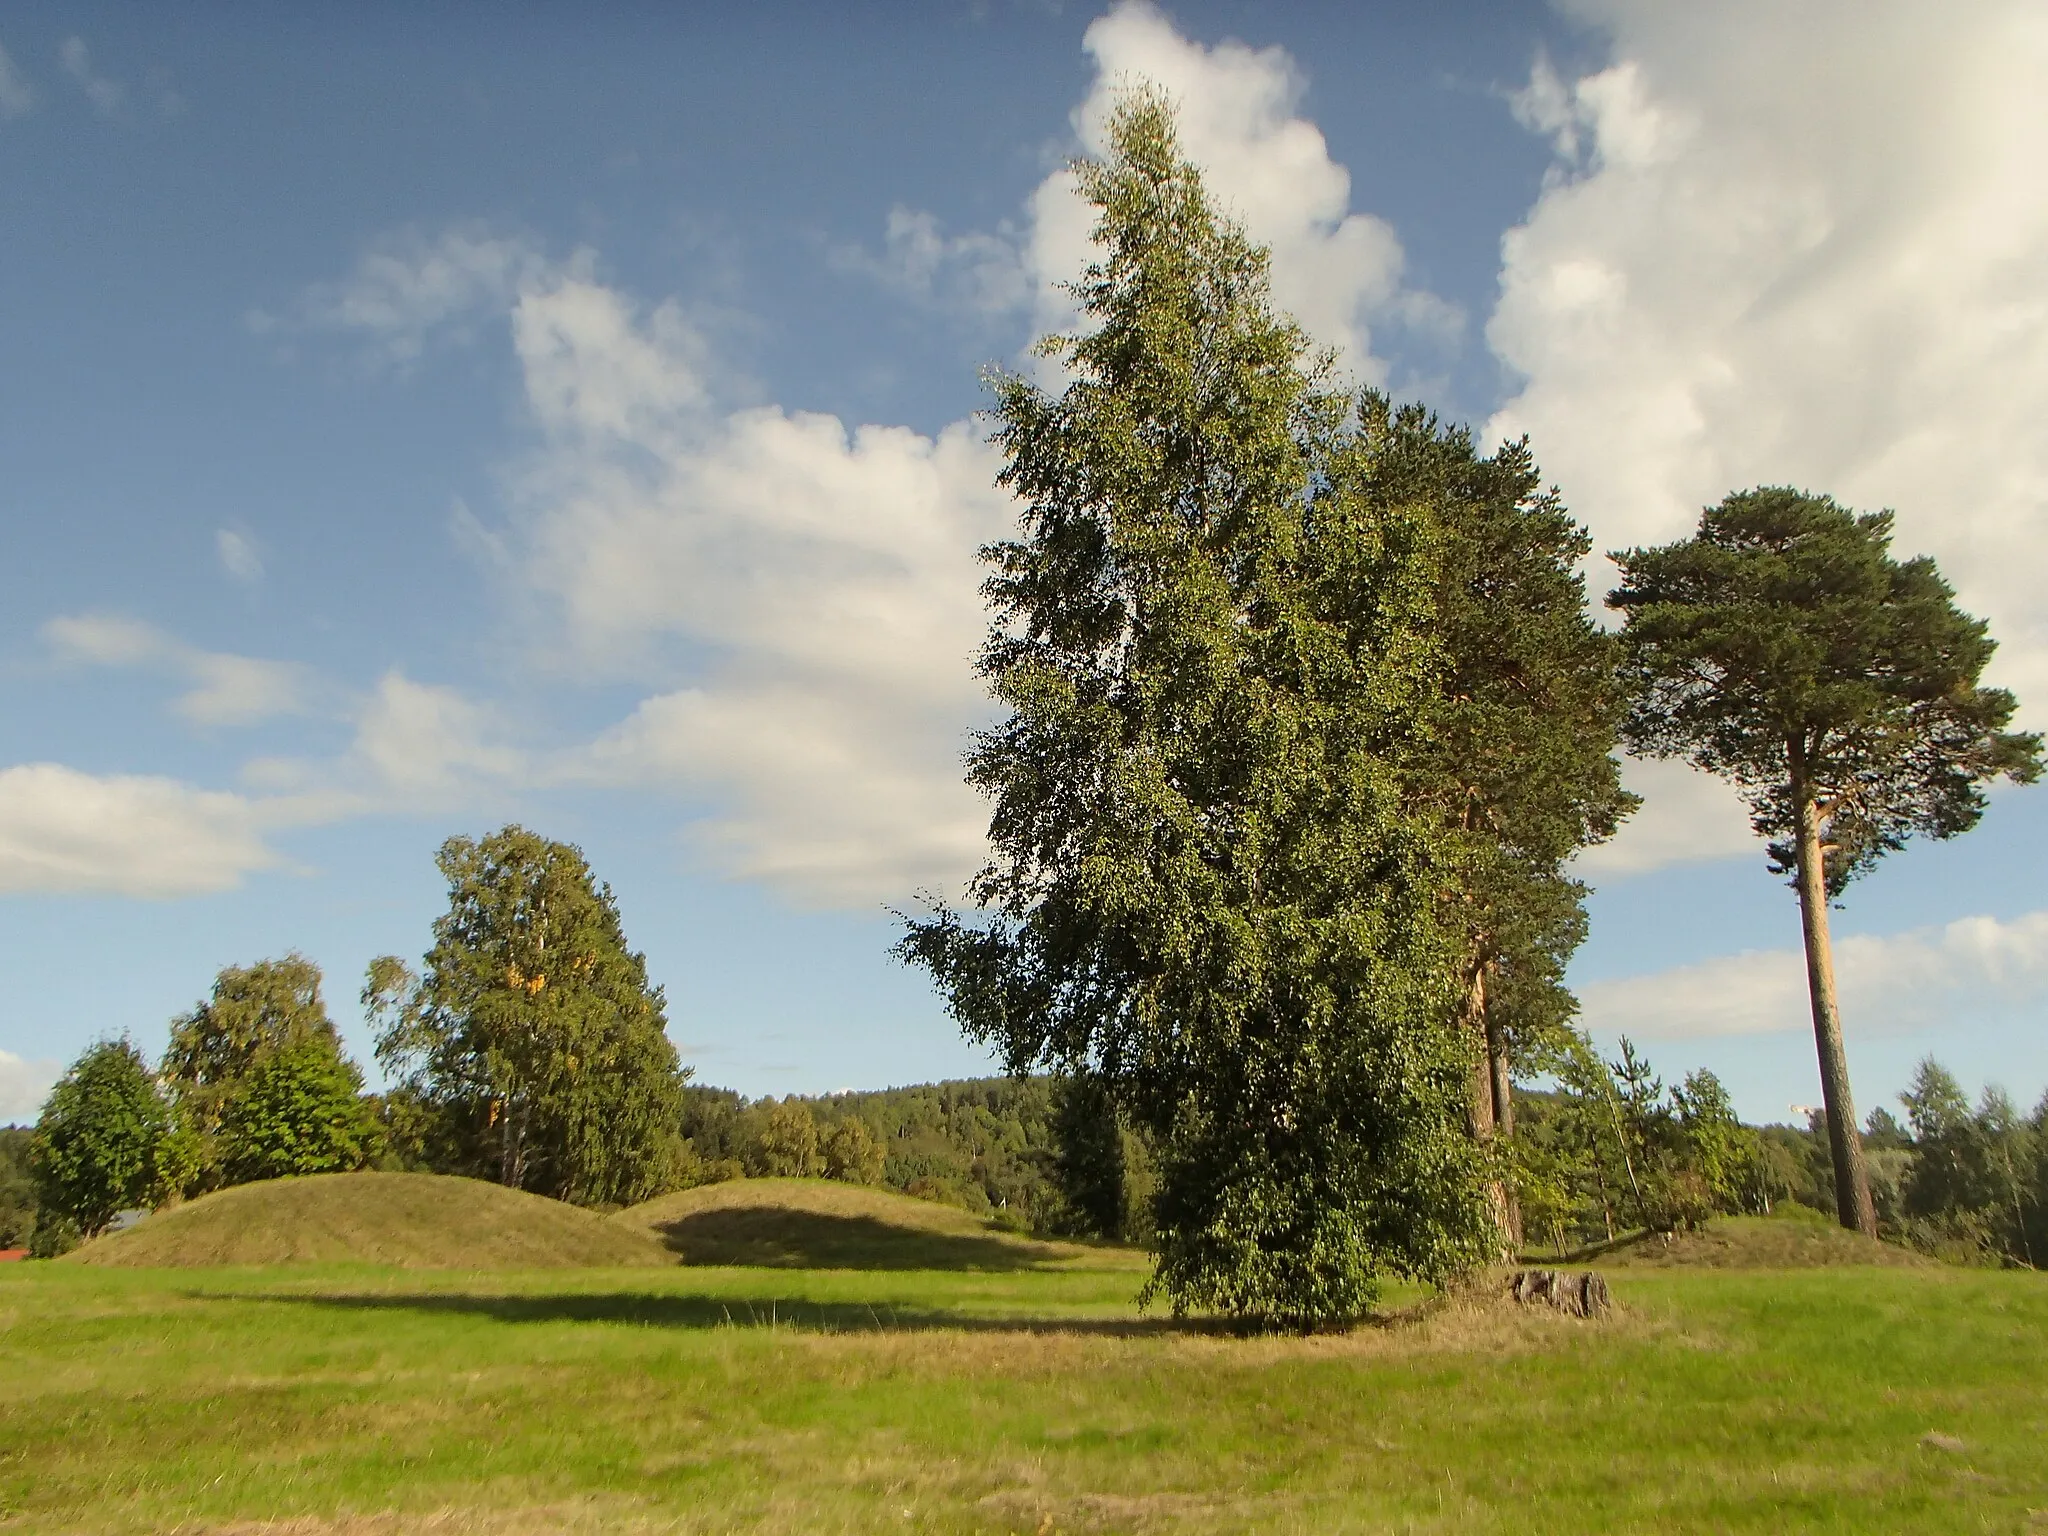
1026;1;1460;375
0;40;35;119
59;36;121;115
837;2;1458;375
1581;909;2048;1042
43;613;307;727
0;1050;60;1123
1489;0;2048;714
510;277;1012;904
0;764;278;897
295;5;1481;909
1576;756;1757;877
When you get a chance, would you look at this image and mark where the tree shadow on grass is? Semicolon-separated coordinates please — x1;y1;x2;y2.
234;1288;1191;1338
644;1207;1065;1272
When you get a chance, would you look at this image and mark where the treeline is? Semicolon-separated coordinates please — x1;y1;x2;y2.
1512;1045;2048;1268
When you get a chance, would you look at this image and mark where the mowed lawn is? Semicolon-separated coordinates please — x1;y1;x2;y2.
2;1247;2045;1533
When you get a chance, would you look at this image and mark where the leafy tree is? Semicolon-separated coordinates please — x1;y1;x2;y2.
28;1040;168;1238
1900;1059;2040;1265
1611;488;2041;1234
0;1127;37;1249
757;1099;823;1178
896;92;1489;1325
1047;1071;1127;1238
368;826;690;1206
162;955;346;1192
217;1036;381;1184
822;1116;884;1185
1342;395;1635;1246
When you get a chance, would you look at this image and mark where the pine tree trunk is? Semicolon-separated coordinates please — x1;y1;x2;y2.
1482;970;1524;1247
1789;745;1879;1237
1460;962;1513;1256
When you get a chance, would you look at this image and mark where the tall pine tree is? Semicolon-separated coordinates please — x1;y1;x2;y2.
1612;488;2040;1234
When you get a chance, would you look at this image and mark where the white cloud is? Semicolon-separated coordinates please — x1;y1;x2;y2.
350;671;523;799
301;228;555;363
1489;0;2048;716
43;613;307;727
59;36;122;115
1580;909;2048;1042
0;764;278;897
216;528;263;584
0;40;35;119
515;282;1013;903
1025;0;1459;376
832;2;1459;376
0;1050;60;1124
1575;756;1757;877
833;205;1032;316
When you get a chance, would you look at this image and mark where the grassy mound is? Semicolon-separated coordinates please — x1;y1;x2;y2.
69;1172;670;1269
1550;1205;1933;1269
614;1177;1097;1270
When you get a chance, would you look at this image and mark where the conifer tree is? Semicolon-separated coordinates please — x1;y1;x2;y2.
897;92;1489;1325
1338;396;1634;1246
1611;489;2040;1234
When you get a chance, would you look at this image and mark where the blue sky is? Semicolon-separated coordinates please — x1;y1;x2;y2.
4;0;2046;1126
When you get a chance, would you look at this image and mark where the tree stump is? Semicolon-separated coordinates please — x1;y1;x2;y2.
1507;1268;1611;1319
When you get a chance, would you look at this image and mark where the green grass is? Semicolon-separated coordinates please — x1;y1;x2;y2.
72;1172;670;1269
4;1233;2045;1533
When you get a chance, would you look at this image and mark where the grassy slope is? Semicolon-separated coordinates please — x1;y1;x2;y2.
615;1178;1104;1270
68;1172;668;1270
1538;1204;1936;1271
3;1219;2044;1532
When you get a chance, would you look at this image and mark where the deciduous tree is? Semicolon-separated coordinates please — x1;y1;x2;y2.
368;826;689;1206
29;1040;168;1238
1611;489;2041;1234
896;92;1489;1325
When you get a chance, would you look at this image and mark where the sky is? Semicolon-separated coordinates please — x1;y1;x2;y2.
4;0;2047;1128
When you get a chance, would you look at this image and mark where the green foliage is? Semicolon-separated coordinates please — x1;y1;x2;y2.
1610;488;2041;893
1047;1071;1126;1238
1348;395;1635;1190
896;91;1488;1326
821;1117;884;1185
1898;1059;2041;1266
161;955;358;1195
0;1127;37;1249
216;1037;382;1184
1512;1038;1777;1248
369;826;690;1208
757;1100;823;1178
29;1040;169;1237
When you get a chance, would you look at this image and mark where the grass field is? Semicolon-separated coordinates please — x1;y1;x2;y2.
4;1180;2044;1534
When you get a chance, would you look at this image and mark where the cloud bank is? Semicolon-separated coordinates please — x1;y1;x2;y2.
1580;909;2048;1042
1490;0;2048;713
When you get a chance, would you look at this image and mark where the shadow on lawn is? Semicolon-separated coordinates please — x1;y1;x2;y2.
237;1288;1190;1338
647;1207;1059;1272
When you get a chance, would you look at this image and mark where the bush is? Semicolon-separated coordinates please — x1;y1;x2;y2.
28;1213;80;1259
